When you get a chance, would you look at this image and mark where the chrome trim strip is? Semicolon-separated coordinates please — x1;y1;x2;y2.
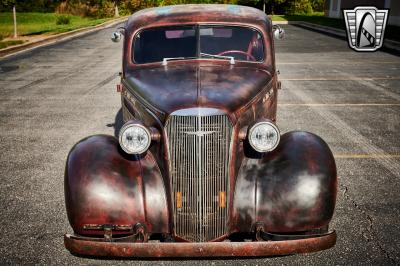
170;107;227;117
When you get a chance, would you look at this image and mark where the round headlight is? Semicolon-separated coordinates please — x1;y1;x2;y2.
248;121;280;152
119;122;151;154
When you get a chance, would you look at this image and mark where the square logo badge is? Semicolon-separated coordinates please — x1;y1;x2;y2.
343;6;389;52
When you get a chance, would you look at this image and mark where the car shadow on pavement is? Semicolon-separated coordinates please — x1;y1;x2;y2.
106;108;123;138
70;252;290;261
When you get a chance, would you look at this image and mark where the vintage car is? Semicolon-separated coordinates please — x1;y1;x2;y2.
64;4;337;257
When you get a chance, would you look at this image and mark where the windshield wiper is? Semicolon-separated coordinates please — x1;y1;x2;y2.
162;54;235;65
162;57;195;66
200;52;235;65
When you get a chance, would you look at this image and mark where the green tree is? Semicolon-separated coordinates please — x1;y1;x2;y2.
310;0;324;12
263;0;314;15
1;0;61;12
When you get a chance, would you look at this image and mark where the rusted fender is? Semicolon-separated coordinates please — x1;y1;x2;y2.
232;131;337;233
65;135;169;236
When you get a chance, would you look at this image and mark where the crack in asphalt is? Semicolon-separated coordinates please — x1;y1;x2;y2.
96;72;119;88
340;184;397;264
4;57;112;99
16;77;49;90
83;72;119;95
13;67;83;92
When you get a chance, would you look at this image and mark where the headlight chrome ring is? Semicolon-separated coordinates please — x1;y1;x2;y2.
119;121;151;155
248;121;280;153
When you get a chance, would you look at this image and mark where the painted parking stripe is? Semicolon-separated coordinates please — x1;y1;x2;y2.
283;80;400;177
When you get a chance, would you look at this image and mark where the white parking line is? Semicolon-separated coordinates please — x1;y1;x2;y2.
283;80;400;177
281;74;400;102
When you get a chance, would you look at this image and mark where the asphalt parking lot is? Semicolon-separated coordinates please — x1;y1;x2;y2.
0;23;399;265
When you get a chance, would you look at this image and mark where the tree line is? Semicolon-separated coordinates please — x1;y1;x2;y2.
0;0;325;17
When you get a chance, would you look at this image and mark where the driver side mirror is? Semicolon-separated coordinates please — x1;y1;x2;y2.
272;25;285;40
111;27;126;43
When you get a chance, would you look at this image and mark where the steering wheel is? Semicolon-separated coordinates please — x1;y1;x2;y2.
217;50;256;61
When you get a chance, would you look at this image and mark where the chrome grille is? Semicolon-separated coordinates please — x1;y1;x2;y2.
165;114;232;242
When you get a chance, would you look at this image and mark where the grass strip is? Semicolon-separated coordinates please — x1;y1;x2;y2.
0;12;112;38
0;40;25;49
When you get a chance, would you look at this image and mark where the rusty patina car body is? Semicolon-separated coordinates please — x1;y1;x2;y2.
64;4;337;257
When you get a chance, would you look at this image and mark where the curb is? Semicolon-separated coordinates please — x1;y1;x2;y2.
0;16;128;59
278;21;400;54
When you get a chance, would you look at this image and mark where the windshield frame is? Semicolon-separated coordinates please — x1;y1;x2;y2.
131;24;266;65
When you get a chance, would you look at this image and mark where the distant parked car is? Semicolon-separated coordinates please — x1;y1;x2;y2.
64;4;337;258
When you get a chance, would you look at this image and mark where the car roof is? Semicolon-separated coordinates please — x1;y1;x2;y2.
126;4;270;32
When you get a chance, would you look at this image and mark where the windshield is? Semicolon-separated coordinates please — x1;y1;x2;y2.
133;25;265;64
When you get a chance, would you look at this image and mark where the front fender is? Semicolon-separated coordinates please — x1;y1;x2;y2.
65;135;169;236
232;131;337;233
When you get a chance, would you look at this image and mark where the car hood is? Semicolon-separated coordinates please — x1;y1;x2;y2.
124;64;272;115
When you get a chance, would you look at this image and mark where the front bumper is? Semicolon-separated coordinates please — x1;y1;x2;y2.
64;231;336;257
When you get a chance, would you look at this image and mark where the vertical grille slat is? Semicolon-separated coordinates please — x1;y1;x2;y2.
166;113;232;242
